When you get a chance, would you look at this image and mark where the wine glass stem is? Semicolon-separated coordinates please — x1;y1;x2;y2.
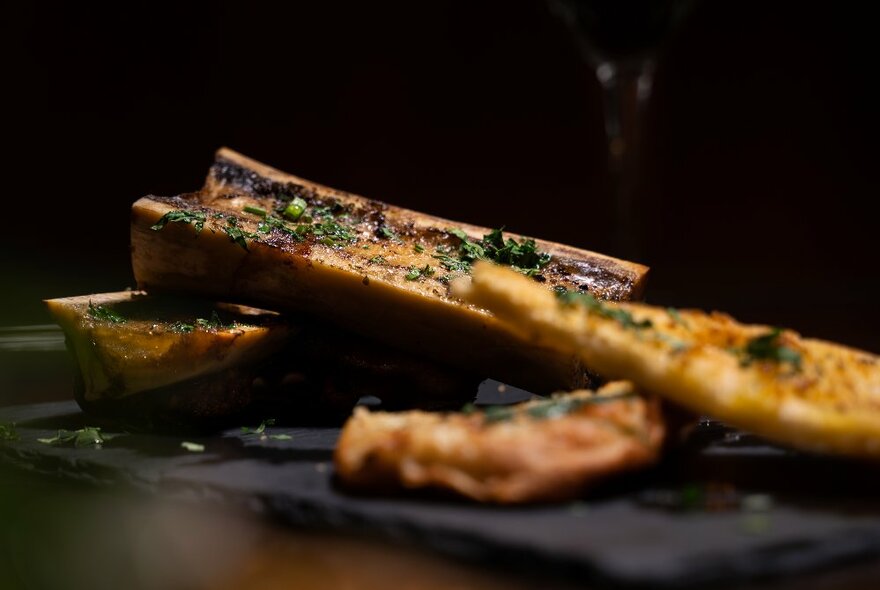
596;60;653;260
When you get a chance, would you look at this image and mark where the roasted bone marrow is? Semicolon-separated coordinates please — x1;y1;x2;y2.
47;291;482;431
131;148;649;394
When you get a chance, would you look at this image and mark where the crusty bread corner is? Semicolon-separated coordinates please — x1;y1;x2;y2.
455;261;880;460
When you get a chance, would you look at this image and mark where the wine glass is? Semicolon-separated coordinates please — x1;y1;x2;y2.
549;0;695;259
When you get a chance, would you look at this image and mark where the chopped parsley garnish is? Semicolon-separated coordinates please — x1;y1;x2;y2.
168;310;238;333
302;205;334;221
0;423;19;442
405;265;435;281
433;227;551;277
481;228;552;276
223;217;259;251
555;289;653;330
150;210;207;233
37;427;114;448
180;441;205;453
310;219;357;247
168;321;195;333
447;228;470;242
282;197;308;221
432;252;472;273
378;226;399;241
88;302;125;324
413;243;425;254
257;215;294;236
195;311;223;330
369;255;387;264
243;205;267;217
241;418;275;436
240;418;291;441
257;208;357;247
738;328;802;370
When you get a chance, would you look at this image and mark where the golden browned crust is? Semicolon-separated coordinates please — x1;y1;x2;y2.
455;262;880;459
334;381;665;503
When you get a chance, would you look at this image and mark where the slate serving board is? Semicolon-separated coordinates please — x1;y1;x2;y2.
3;399;880;589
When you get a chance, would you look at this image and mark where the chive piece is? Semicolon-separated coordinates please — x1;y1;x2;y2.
414;244;425;254
405;267;421;281
282;197;308;221
180;441;205;453
243;205;267;217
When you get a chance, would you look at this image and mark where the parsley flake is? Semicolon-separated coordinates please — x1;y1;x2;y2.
738;328;802;370
150;210;206;233
37;427;114;448
434;227;551;277
0;423;19;442
88;302;125;324
556;289;653;330
241;419;290;441
405;265;435;281
223;217;259;251
378;226;399;241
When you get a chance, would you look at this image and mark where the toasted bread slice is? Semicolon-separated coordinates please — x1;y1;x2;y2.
454;262;880;459
334;381;664;503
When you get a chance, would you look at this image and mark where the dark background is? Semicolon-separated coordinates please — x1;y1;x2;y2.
3;0;878;351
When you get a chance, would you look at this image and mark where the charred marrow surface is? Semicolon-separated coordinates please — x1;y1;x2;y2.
132;148;649;394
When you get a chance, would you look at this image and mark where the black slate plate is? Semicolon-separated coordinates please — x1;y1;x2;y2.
2;400;880;589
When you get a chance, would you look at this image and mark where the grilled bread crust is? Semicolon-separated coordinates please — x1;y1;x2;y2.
455;262;880;459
